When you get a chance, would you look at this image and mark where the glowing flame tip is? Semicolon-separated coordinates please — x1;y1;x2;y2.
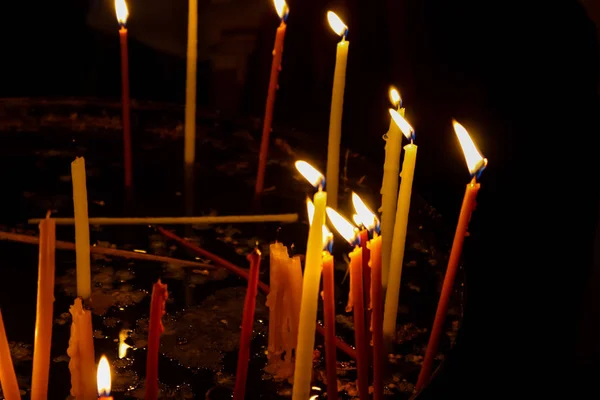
389;109;414;141
295;161;324;188
452;120;487;177
351;193;378;231
327;11;348;37
273;0;289;20
97;355;111;396
326;207;357;244
389;87;401;107
115;0;129;25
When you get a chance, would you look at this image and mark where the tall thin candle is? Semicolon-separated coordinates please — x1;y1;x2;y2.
233;249;262;400
382;110;416;348
416;121;487;390
292;161;326;400
254;0;289;204
184;0;198;172
0;310;21;400
325;11;349;209
145;280;168;400
31;213;56;400
368;233;384;400
115;0;132;190
71;157;91;300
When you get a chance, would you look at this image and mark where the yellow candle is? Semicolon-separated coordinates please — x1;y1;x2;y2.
383;110;417;347
67;298;96;400
325;11;349;209
184;0;198;168
31;215;56;400
380;87;404;291
71;157;91;300
292;161;326;400
0;310;21;400
266;242;287;367
287;255;303;364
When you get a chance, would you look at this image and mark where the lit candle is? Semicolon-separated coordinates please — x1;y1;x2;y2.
382;110;416;348
0;310;21;400
67;298;96;400
416;121;487;391
292;161;326;400
254;0;289;204
380;87;404;291
145;280;168;400
184;0;198;174
71;157;91;300
327;207;368;400
367;232;384;400
115;0;132;191
31;213;56;400
97;355;113;400
233;248;262;400
325;11;349;209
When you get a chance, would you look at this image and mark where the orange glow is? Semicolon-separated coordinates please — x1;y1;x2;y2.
351;193;378;230
97;355;111;396
307;199;333;248
326;207;358;244
295;161;324;188
389;109;414;140
118;329;131;359
327;11;347;37
273;0;289;20
115;0;129;25
389;87;401;108
452;120;488;176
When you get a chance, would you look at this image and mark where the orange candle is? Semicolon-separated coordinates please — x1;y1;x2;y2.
31;214;56;400
254;0;289;205
359;230;371;357
367;233;384;400
67;298;96;400
416;121;487;391
322;251;338;400
115;0;132;191
0;310;21;400
145;280;168;400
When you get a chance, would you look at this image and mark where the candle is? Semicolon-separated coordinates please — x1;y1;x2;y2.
266;242;286;370
0;310;21;400
380;87;404;291
115;0;132;191
325;11;349;209
67;298;96;400
416;121;487;391
233;249;262;400
292;160;326;400
31;213;56;400
97;355;113;400
382;110;416;348
71;157;91;300
145;280;168;400
254;0;289;204
326;208;368;400
367;233;384;400
184;0;198;173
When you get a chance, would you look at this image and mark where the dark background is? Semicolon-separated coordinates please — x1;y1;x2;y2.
1;0;599;397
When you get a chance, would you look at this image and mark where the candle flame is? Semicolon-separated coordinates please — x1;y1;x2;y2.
326;207;358;244
115;0;129;25
97;355;111;396
389;87;401;107
351;193;378;231
307;199;333;249
327;11;348;37
389;109;414;141
452;120;488;176
295;160;324;188
273;0;289;20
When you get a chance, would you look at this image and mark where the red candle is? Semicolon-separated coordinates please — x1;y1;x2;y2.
359;229;372;358
233;249;262;400
349;244;369;400
144;280;168;400
254;0;289;205
116;0;132;191
322;251;338;400
368;234;384;400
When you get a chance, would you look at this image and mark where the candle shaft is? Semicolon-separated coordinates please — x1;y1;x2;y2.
325;39;349;208
0;310;21;400
145;280;168;400
292;190;326;400
119;27;132;190
350;245;369;400
360;230;372;354
71;157;91;300
368;235;384;400
383;144;417;347
31;217;56;400
322;252;338;400
380;109;404;291
184;0;198;168
255;22;287;202
233;250;261;400
416;180;480;391
67;298;96;400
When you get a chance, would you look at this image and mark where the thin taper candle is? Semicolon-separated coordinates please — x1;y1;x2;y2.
0;310;21;400
71;157;91;300
184;0;198;169
322;251;338;400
